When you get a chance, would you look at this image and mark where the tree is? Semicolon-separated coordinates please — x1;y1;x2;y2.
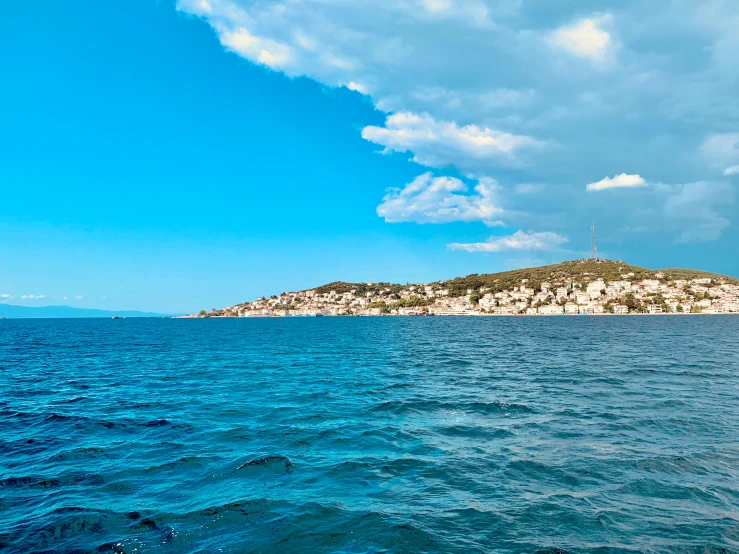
623;293;643;313
198;309;208;317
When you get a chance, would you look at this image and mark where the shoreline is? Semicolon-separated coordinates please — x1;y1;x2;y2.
176;312;737;319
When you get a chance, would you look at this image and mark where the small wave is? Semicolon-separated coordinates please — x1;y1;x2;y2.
49;447;106;462
143;419;170;427
326;460;373;476
0;472;105;489
57;396;87;404
235;455;294;474
44;413;124;430
437;425;515;439
146;456;203;473
369;399;535;416
505;459;581;487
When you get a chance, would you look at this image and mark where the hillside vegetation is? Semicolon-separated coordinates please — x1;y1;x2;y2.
304;260;738;297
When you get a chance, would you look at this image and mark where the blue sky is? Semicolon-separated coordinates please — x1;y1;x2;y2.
1;0;738;313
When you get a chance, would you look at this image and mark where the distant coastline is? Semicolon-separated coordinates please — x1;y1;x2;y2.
0;304;167;319
187;259;739;318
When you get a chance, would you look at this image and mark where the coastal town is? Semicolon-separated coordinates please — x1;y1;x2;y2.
192;260;739;318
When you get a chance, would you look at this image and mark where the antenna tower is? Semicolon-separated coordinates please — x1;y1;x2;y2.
590;224;598;261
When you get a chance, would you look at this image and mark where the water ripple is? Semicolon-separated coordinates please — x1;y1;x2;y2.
1;316;738;553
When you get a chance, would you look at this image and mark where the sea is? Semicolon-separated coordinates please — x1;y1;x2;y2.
1;316;737;553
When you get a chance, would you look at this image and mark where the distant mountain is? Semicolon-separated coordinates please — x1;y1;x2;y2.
0;304;167;319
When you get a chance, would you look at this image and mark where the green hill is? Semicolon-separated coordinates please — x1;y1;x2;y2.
303;260;738;298
435;260;738;297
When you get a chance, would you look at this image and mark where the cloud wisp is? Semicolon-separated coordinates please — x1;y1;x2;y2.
448;230;568;253
586;174;647;192
362;113;546;172
377;173;506;225
549;15;614;62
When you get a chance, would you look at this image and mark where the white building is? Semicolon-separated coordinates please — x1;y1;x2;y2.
586;279;606;296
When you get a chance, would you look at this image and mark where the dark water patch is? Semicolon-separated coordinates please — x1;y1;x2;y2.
50;447;107;462
376;457;429;478
0;472;105;489
29;413;192;434
235;455;294;475
143;418;170;427
437;424;515;439
0;436;61;457
44;413;127;431
326;460;373;477
56;396;88;404
145;455;204;473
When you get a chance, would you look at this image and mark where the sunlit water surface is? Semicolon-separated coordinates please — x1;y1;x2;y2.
1;317;738;553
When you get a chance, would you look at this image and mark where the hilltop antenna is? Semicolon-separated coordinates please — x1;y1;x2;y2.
590;224;598;261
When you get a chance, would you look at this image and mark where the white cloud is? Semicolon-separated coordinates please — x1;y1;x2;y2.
218;26;292;69
701;133;739;167
21;294;45;300
362;112;546;172
175;0;549;177
347;81;367;94
549;15;614;62
724;165;739;176
75;295;83;300
449;230;568;253
63;296;68;301
586;173;647;191
376;172;505;225
0;294;11;299
176;0;739;251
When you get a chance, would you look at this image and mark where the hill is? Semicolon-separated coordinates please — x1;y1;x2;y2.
432;259;739;297
303;259;738;298
0;304;167;319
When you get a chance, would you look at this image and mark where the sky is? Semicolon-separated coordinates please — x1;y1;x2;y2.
1;0;738;314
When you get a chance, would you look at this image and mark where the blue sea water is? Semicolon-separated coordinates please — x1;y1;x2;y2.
1;316;738;553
